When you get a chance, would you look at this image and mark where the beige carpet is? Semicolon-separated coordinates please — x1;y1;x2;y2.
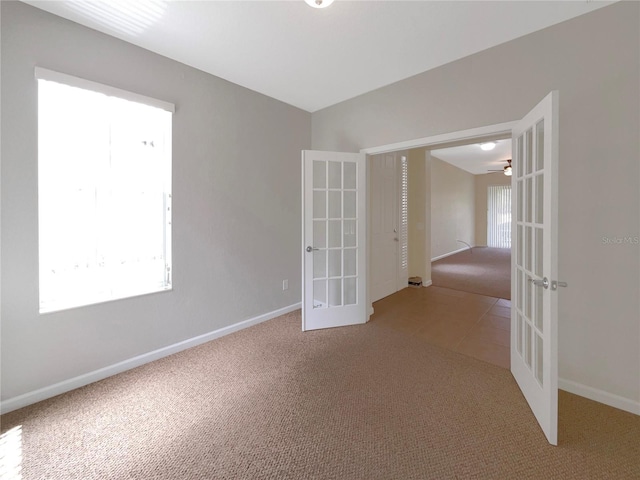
432;247;511;300
2;310;639;479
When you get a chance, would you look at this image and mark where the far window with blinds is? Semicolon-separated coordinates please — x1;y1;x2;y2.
37;68;173;313
487;185;512;249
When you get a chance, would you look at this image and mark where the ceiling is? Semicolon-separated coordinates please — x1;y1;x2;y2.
24;0;613;113
431;139;512;176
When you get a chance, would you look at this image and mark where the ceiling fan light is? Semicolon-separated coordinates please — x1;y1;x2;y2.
480;142;496;151
504;165;513;176
304;0;335;8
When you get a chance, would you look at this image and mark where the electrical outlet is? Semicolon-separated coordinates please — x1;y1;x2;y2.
282;279;289;291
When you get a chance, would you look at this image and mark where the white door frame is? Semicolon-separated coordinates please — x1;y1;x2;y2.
360;121;518;316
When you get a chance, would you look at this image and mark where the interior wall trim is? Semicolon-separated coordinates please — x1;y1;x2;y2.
431;246;474;262
360;121;517;155
559;378;640;416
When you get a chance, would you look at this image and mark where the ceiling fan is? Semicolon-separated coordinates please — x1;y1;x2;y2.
488;159;512;176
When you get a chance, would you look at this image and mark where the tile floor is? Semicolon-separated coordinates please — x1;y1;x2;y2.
370;285;511;369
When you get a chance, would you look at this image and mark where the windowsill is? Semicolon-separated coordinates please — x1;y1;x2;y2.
39;285;172;315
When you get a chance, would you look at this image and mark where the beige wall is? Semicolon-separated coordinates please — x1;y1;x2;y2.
312;3;640;408
430;157;475;259
1;3;310;404
475;173;513;247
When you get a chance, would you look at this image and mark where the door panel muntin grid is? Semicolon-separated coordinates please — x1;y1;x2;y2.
515;119;546;387
312;159;359;309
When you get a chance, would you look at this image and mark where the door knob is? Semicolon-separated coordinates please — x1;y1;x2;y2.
306;246;318;253
529;277;549;289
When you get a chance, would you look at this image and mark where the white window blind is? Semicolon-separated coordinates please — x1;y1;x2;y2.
487;185;512;249
38;71;173;313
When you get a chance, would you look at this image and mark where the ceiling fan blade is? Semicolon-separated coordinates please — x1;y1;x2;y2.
487;159;512;174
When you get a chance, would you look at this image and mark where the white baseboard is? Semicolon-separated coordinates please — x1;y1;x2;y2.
6;306;637;418
1;302;301;415
431;246;473;262
423;280;433;287
559;378;640;415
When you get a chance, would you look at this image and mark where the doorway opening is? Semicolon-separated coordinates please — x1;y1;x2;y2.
363;122;516;369
362;123;516;307
428;138;513;301
302;92;560;444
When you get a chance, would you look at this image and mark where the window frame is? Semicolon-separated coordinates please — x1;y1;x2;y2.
36;68;174;313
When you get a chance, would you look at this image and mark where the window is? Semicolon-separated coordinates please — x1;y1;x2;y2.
487;185;512;249
37;68;173;313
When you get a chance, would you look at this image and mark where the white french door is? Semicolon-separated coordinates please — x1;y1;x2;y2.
511;91;560;445
302;150;367;331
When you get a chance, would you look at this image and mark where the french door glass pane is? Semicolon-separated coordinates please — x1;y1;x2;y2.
328;191;341;219
313;191;326;219
517;225;523;266
328;161;341;189
328;250;342;277
535;228;543;277
344;220;356;247
344;191;356;219
313;280;326;308
535;286;543;332
313;250;326;279
525;178;533;223
525;275;532;319
516;135;524;178
536;174;544;224
525;226;532;271
344;278;357;305
313;160;326;189
517;269;524;311
517;180;523;222
535;334;544;386
536;120;545;171
525;322;532;368
328;220;341;248
517;313;523;355
344;248;357;276
344;162;357;189
313;221;326;248
329;279;342;306
526;128;533;175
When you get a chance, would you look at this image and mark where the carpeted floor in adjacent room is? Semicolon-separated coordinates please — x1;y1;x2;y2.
1;310;639;479
432;247;511;300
